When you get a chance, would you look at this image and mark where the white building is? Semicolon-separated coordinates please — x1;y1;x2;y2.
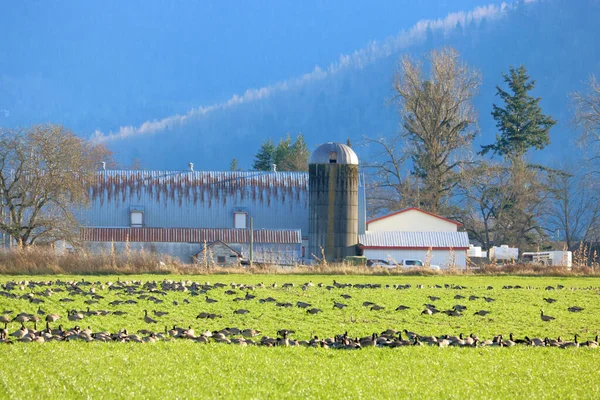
360;208;469;269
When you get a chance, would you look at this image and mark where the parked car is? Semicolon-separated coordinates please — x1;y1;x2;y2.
366;259;396;268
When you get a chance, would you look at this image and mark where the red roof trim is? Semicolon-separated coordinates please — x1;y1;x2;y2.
360;246;469;251
367;207;462;227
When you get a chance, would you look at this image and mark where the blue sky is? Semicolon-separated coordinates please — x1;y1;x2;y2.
0;0;509;136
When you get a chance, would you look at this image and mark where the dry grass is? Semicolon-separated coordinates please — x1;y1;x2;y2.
1;246;600;276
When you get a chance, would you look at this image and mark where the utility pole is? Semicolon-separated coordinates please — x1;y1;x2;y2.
249;217;254;267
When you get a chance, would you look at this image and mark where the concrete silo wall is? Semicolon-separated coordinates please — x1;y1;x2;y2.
308;163;359;262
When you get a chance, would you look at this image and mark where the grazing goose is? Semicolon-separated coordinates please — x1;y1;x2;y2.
205;296;218;304
370;305;385;311
540;309;555;321
153;310;169;317
306;308;322;315
143;310;158;324
0;315;11;328
559;334;579;348
543;298;557;303
45;313;61;323
296;302;311;309
567;306;584;312
474;310;491;316
233;309;250;315
509;333;528;345
68;310;84;322
333;302;347;309
395;305;410;311
583;335;599;348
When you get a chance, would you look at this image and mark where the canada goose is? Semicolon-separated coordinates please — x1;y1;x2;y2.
543;297;557;303
153;310;169;317
421;308;433;315
233;309;249;315
474;310;491;316
45;313;61;323
454;294;465;299
306;308;322;314
296;302;311;309
68;310;84;322
370;305;385;311
395;305;410;311
509;333;527;345
241;329;260;338
483;297;496;303
13;314;30;324
340;294;352;299
428;296;441;301
583;335;599;348
540;309;555;321
559;334;579;348
469;295;479;301
362;301;375;307
143;310;157;324
205;296;218;304
0;315;11;328
567;306;584;312
333;302;347;309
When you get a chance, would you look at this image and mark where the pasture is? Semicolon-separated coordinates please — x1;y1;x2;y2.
1;274;600;399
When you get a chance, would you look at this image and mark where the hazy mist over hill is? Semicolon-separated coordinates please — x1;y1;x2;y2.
2;0;599;170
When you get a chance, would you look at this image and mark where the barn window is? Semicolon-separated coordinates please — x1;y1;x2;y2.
217;256;226;264
130;211;143;227
234;212;247;229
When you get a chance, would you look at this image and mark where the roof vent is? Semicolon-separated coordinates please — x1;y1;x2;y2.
272;163;277;172
188;162;194;172
101;161;106;171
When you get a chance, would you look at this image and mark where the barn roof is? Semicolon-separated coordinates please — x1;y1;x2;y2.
358;231;469;250
80;227;302;244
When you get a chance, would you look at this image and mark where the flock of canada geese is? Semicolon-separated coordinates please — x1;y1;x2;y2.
0;278;597;348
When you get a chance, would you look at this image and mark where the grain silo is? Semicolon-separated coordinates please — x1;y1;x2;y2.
308;142;359;262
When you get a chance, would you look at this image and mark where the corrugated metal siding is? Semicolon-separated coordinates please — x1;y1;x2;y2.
78;170;309;231
363;249;467;268
359;231;469;248
80;227;302;244
77;170;367;236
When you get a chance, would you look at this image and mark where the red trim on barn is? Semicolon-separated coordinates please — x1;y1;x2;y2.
360;246;469;251
367;207;462;227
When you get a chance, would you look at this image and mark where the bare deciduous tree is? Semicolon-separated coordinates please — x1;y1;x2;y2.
389;47;481;213
572;75;600;171
545;163;600;249
361;136;418;216
0;124;111;246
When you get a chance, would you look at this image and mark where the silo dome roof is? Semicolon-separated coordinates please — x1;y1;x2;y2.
309;142;359;165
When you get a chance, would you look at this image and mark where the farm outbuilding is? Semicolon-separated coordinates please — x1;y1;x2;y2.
363;208;469;269
358;231;470;269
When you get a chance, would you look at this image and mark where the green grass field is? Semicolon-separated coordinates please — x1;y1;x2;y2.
1;274;600;399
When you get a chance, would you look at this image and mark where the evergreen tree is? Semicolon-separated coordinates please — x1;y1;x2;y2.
480;65;556;160
288;133;309;171
252;134;309;172
229;158;239;171
252;139;275;171
273;134;293;170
